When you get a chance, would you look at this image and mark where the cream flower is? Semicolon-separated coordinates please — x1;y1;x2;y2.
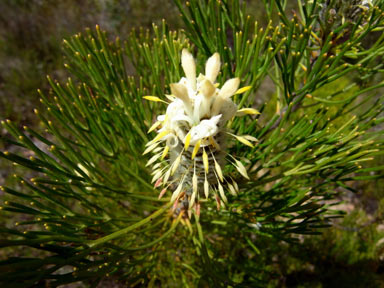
153;50;239;146
144;49;258;213
189;115;222;146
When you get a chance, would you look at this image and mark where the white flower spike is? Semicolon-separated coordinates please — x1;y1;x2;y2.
144;50;257;215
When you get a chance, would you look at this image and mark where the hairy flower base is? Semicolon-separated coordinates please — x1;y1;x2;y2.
144;49;259;214
170;131;230;211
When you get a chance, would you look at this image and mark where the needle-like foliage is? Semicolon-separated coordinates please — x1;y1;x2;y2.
0;0;383;286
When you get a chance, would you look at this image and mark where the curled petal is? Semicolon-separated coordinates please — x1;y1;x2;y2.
219;78;240;98
200;79;216;117
205;52;221;83
171;114;194;126
211;78;239;115
181;49;196;90
170;83;193;117
193;95;203;123
189;115;222;145
166;134;179;149
218;98;237;123
211;97;224;116
200;79;216;98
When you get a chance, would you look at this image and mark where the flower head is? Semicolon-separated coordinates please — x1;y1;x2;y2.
144;49;258;213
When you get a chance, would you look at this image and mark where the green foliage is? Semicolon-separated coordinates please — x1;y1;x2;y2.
0;0;384;286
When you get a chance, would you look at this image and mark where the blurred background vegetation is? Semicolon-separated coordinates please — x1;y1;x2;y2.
0;0;383;286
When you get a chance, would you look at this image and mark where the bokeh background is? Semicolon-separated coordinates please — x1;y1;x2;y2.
0;1;383;286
